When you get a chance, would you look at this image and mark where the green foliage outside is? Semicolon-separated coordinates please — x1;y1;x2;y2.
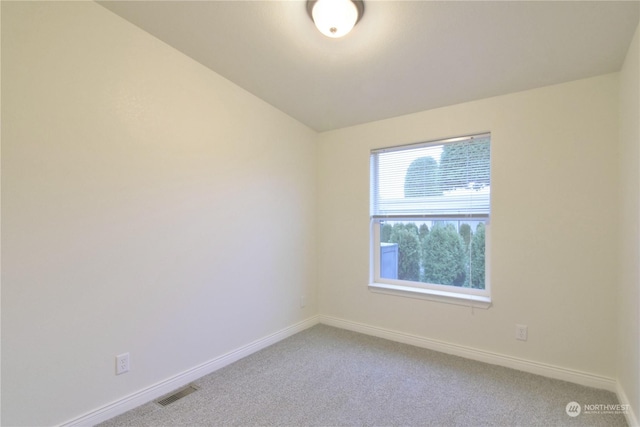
459;223;472;251
422;224;466;286
388;226;420;282
381;220;486;289
419;223;429;241
381;223;393;242
404;222;419;236
439;138;490;191
404;138;490;199
468;223;486;288
404;156;440;197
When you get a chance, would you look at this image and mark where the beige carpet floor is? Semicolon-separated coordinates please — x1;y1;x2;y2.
99;324;627;426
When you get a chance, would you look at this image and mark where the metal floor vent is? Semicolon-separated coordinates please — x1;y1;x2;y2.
155;384;199;407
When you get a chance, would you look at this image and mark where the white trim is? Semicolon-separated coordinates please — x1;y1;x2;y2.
59;314;630;426
369;282;492;309
319;315;617;392
59;316;320;427
616;382;639;427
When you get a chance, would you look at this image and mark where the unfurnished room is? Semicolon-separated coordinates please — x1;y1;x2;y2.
2;1;640;426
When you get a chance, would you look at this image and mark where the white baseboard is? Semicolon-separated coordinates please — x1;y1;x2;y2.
60;316;320;427
319;315;618;392
616;382;639;427
60;314;632;426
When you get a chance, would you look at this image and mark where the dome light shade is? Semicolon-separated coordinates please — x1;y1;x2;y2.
307;0;364;38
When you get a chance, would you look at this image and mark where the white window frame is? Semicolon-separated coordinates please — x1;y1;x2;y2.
369;134;492;309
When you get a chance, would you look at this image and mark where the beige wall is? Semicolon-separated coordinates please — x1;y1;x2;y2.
318;74;620;378
618;20;640;422
2;1;637;426
1;2;317;425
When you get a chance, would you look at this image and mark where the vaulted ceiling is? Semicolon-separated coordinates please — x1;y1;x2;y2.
99;1;639;132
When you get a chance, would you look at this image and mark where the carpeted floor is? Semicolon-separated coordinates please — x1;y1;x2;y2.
99;324;627;426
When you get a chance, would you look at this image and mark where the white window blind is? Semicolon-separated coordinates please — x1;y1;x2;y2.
370;134;491;218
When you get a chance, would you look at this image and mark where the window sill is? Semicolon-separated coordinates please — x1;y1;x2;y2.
368;282;492;309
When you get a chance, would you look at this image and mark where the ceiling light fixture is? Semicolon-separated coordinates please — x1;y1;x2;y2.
307;0;364;38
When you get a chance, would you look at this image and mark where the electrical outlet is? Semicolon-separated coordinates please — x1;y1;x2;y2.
300;295;306;308
116;353;130;375
516;324;528;341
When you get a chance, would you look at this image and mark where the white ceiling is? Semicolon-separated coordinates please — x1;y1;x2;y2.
99;1;639;132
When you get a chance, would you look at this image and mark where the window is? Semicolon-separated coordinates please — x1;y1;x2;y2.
369;133;491;307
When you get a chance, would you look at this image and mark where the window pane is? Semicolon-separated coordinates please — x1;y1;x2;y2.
371;135;490;217
380;220;486;289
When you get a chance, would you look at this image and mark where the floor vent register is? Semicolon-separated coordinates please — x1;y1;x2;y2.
155;384;199;407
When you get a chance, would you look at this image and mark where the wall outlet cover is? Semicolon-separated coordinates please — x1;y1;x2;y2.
116;353;130;375
516;324;528;341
